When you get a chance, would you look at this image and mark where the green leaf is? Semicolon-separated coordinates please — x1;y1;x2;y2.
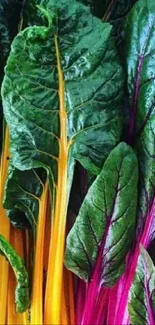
2;0;124;177
3;163;45;235
0;234;29;313
128;246;155;325
124;0;155;230
65;142;138;285
0;0;24;152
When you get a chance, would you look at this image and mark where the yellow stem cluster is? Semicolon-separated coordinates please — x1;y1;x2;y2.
0;33;75;324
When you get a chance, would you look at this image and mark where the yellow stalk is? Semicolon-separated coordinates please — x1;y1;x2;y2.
7;227;27;325
0;125;10;324
43;189;51;273
44;34;70;324
30;181;48;325
24;229;30;270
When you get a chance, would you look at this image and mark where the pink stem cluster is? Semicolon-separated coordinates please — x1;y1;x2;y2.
76;197;155;325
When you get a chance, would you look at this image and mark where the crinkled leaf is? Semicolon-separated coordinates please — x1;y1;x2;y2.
129;246;155;325
2;0;124;188
3;163;45;235
124;0;155;233
0;234;29;313
0;0;24;152
65;142;138;285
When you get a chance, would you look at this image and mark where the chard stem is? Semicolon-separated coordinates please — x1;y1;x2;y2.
44;34;69;325
0;125;10;324
61;277;69;325
31;181;48;325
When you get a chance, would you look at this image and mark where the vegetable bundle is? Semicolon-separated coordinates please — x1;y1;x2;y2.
0;0;155;324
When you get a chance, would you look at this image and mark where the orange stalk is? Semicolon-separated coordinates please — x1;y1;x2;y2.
44;35;69;324
0;125;10;324
31;181;48;325
43;189;51;273
23;229;30;271
61;279;69;325
63;268;75;325
7;227;27;325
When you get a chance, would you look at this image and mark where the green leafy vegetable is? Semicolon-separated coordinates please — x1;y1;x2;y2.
3;164;45;235
2;1;124;322
2;2;124;177
124;0;155;232
129;246;155;325
65;142;138;285
0;234;29;313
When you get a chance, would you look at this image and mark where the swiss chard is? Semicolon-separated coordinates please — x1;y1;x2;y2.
1;0;155;324
2;1;124;323
65;142;138;324
108;1;155;324
0;234;29;313
4;164;45;234
129;246;155;325
125;0;155;234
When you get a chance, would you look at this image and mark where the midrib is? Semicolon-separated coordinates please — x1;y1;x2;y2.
44;35;69;324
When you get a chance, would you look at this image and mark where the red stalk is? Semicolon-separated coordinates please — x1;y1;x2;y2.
76;279;87;324
113;197;155;324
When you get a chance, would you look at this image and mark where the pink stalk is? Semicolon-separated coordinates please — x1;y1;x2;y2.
114;197;155;324
76;279;87;325
81;220;112;325
144;266;155;325
81;252;102;325
106;275;126;324
91;287;109;325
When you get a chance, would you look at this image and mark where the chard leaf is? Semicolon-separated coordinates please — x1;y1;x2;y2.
2;0;124;177
2;2;124;316
124;0;155;232
0;234;29;313
65;142;138;285
0;0;24;152
129;246;155;325
3;163;45;235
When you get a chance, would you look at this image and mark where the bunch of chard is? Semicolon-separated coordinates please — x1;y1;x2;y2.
0;0;155;324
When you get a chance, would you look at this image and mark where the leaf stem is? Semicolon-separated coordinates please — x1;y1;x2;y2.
0;125;10;324
30;181;48;325
102;0;116;22
44;34;69;324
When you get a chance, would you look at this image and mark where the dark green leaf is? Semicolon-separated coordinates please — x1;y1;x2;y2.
2;0;124;191
124;0;155;232
65;142;138;285
0;234;29;313
0;0;24;153
128;246;155;325
3;163;45;235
